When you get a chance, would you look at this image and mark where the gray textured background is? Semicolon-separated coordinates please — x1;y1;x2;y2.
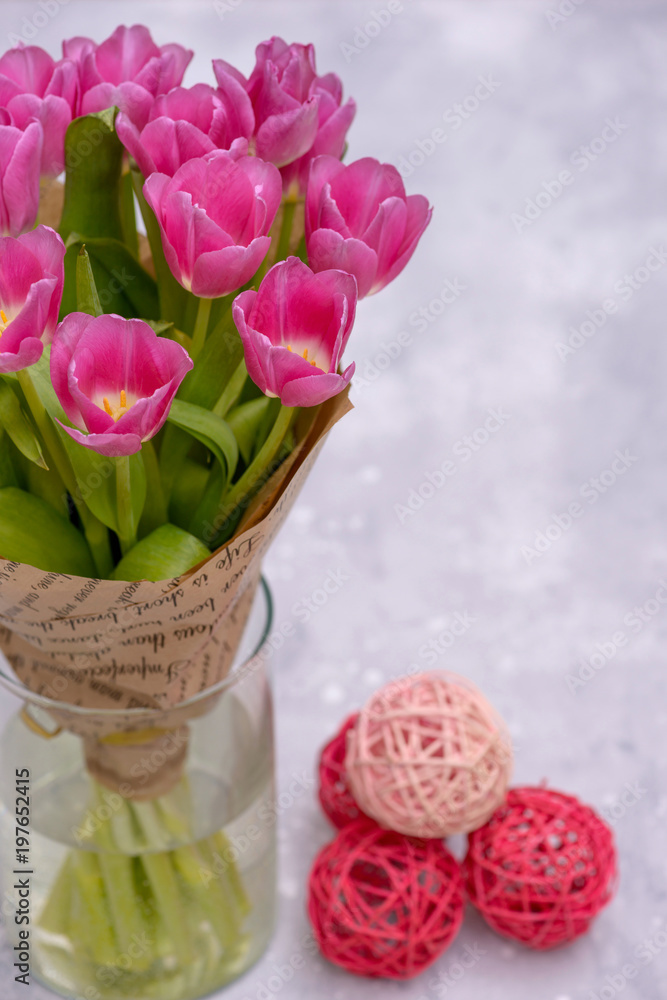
0;1;666;998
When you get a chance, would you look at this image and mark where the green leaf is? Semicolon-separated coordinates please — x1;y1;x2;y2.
166;399;238;489
60;108;124;244
168;458;209;530
187;462;224;543
0;487;96;576
0;432;21;488
0;380;47;469
61;236;159;319
226;397;271;465
119;169;139;258
112;523;209;582
76;246;102;316
179;314;244;409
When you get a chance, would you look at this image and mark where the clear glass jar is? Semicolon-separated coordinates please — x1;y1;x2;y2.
0;579;275;1000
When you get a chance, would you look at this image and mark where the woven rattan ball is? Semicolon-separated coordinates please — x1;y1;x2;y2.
308;819;464;979
464;786;618;949
345;671;513;837
318;713;370;828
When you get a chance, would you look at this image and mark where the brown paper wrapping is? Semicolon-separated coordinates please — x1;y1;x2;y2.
0;390;352;796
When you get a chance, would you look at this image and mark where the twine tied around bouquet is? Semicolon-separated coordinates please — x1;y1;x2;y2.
83;724;191;801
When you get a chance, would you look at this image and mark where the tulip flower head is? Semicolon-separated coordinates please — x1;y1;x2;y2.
143;148;282;298
306;155;432;297
51;313;193;456
116;80;254;177
64;24;193;128
233;256;357;407
0;226;65;373
0;46;78;176
214;36;355;192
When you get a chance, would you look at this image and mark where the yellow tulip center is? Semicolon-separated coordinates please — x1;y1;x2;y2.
0;308;9;337
286;344;317;367
103;389;131;422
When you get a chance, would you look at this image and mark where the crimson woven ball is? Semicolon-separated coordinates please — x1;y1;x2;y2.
318;713;370;828
464;785;618;949
308;819;464;979
345;671;513;838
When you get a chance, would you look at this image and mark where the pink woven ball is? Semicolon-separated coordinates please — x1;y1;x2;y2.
345;671;513;838
464;786;618;949
308;819;465;979
318;713;370;828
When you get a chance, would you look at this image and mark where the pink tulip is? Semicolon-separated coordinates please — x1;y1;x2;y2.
0;46;78;176
63;25;193;128
305;155;432;297
0;113;42;236
213;37;355;189
0;225;65;373
232;256;356;407
116;80;253;177
143;148;281;298
51;313;193;456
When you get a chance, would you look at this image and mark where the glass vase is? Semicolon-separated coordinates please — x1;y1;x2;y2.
0;579;275;1000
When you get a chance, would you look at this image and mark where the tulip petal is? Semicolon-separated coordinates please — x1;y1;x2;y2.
330;157;405;238
280;365;354;407
192;237;270;298
255;96;320;168
95;25;160;86
58;422;143;456
307;229;377;298
0;120;42;237
372;196;432;293
305;154;345;238
362;196;407;283
50;311;95;426
0;337;44;374
0;275;56;357
0;46;55;97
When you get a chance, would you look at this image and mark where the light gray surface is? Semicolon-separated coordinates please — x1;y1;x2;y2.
0;1;666;998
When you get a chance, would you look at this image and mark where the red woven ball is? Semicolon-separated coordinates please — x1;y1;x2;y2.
464;786;618;949
318;713;369;828
308;819;465;979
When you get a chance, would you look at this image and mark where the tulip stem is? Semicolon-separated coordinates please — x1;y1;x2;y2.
116;455;136;555
191;296;213;361
214;405;295;543
16;369;113;576
275;197;298;264
213;359;247;418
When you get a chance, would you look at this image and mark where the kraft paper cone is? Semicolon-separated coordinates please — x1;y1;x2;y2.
0;389;353;796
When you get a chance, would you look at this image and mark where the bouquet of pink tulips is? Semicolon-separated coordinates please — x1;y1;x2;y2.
0;26;431;584
0;24;431;998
